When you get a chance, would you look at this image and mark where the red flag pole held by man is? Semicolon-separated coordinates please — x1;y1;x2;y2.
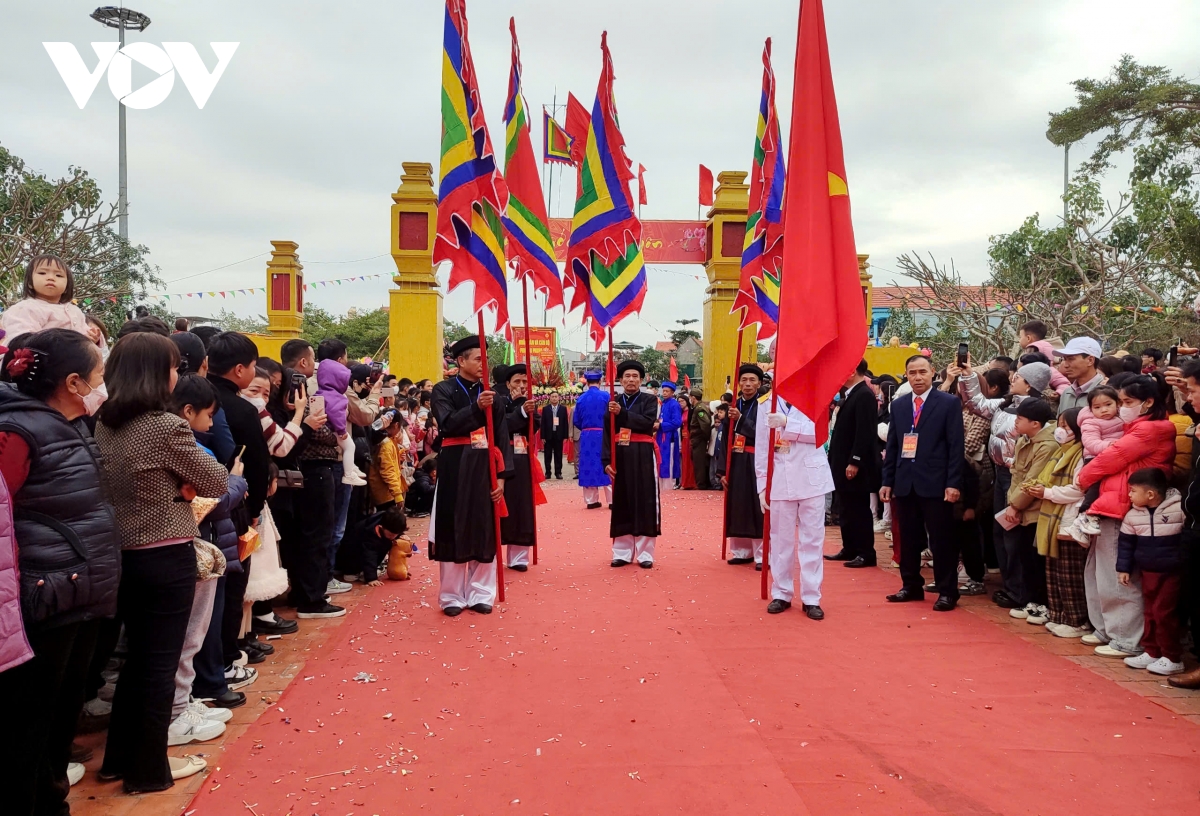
721;329;744;561
607;329;617;476
476;312;506;604
521;275;539;566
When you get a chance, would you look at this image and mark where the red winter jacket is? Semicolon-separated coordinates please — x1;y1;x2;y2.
1077;417;1176;520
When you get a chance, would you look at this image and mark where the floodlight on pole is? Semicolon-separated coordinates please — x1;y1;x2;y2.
90;6;151;246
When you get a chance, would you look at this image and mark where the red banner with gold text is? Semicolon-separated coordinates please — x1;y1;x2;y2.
548;218;706;264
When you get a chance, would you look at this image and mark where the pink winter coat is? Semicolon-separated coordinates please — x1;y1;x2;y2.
1077;417;1176;520
1026;341;1071;395
0;471;33;673
1078;406;1124;458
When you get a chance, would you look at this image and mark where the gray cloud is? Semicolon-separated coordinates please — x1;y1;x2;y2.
3;0;1197;350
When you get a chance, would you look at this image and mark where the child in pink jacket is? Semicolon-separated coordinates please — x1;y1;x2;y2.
1070;386;1124;540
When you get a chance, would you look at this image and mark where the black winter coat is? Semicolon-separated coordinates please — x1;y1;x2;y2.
829;380;881;492
0;384;120;629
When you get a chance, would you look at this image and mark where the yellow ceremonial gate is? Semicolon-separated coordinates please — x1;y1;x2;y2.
252;162;906;392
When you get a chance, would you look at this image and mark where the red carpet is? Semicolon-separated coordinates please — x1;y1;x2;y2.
189;483;1200;816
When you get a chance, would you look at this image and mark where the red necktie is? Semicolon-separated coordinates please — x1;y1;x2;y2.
913;395;924;427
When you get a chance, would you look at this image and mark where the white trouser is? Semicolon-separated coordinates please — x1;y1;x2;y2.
339;433;358;478
613;535;655;564
173;577;217;718
506;544;532;567
768;496;825;605
728;537;763;563
582;485;612;506
438;561;498;609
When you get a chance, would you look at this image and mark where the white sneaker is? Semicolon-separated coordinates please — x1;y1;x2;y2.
67;762;85;787
168;708;226;745
883;531;892;541
1080;633;1105;646
1095;644;1138;658
326;578;352;595
1123;652;1157;670
1009;604;1033;620
1027;606;1049;625
189;698;233;723
1050;624;1092;639
1147;657;1186;676
169;755;207;780
225;664;258;690
873;519;889;533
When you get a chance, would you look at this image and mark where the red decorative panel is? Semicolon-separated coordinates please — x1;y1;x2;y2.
721;221;744;258
270;273;289;312
547;219;708;264
296;273;304;313
398;212;429;251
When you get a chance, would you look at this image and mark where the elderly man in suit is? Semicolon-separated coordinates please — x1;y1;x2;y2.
540;392;569;479
827;359;882;568
881;354;965;611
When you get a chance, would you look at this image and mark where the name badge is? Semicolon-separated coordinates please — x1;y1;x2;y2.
470;427;488;450
901;432;918;459
733;434;746;453
553;417;559;428
774;437;790;453
618;428;632;447
514;436;528;455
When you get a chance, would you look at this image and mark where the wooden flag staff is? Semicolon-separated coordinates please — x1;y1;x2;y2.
476;312;506;604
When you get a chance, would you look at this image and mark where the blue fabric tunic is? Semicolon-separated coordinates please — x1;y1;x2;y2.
572;386;612;488
656;397;683;479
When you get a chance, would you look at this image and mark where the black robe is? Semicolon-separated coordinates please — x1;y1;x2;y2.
429;376;514;563
601;390;661;538
500;396;536;546
716;396;764;539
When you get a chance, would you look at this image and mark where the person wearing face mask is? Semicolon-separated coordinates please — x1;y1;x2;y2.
244;367;306;458
347;364;382;429
0;328;122;813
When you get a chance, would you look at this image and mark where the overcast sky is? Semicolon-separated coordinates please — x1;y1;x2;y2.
3;0;1198;350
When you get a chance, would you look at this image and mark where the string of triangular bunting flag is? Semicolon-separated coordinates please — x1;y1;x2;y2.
75;272;390;308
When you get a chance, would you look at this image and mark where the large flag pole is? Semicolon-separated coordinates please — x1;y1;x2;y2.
476;313;506;604
720;329;744;561
522;275;539;565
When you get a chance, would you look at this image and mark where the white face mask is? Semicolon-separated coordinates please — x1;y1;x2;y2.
81;381;107;416
1053;427;1072;445
1118;403;1144;424
244;395;266;411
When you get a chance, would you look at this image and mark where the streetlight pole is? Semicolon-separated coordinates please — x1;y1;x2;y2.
1063;142;1070;225
90;6;151;245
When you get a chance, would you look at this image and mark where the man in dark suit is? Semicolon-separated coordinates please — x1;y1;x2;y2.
540;392;569;479
880;354;964;611
827;359;882;568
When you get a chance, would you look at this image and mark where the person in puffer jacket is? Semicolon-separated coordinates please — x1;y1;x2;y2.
1077;374;1177;658
1116;468;1185;676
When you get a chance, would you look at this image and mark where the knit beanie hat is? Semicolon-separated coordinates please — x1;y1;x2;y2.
1016;362;1052;394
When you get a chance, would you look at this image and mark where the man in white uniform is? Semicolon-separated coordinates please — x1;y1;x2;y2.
755;396;835;620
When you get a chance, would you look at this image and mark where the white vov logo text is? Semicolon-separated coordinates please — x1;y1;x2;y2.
43;42;239;109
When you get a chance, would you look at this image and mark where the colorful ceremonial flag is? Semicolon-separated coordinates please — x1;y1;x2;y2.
543;110;574;165
733;38;786;339
433;0;511;335
774;0;867;445
502;18;565;310
698;164;714;207
565;92;591;166
565;32;647;349
637;164;648;206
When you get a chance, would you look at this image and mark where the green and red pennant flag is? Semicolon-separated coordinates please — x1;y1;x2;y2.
502;18;565;310
565;32;647;349
543;110;574;165
732;38;785;340
774;0;867;445
434;0;511;335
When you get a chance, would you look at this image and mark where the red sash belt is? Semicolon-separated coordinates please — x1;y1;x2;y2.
441;436;472;447
735;446;756;454
628;433;656;445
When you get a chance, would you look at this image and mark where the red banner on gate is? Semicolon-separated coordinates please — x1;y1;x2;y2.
512;326;559;378
548;218;706;264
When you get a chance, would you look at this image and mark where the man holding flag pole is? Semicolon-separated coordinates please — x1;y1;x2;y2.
758;0;867;616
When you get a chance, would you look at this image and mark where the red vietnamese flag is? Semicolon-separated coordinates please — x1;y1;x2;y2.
668;355;678;382
565;93;591;165
774;0;866;445
637;164;648;206
698;164;714;206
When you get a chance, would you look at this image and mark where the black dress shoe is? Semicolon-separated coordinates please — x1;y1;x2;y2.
241;636;275;656
932;596;957;612
444;606;465;617
824;550;853;561
206;690;247;709
755;563;763;571
727;557;754;565
803;604;825;620
992;590;1020;609
886;588;924;603
252;613;299;636
843;556;876;568
70;741;93;763
587;502;602;509
638;561;653;569
469;603;493;614
509;564;528;572
611;559;631;567
241;648;266;665
766;599;791;614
